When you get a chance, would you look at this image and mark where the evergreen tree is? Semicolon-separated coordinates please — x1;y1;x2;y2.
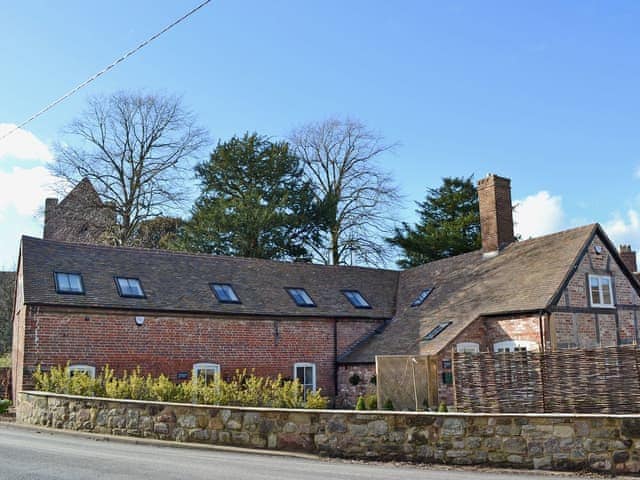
176;133;323;260
389;176;480;268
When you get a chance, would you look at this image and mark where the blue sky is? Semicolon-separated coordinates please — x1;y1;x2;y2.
1;1;640;267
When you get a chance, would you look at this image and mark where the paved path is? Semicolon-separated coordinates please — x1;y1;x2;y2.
0;424;603;480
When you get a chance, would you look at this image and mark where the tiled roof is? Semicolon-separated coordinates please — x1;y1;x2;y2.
339;224;599;363
20;236;399;318
20;223;616;360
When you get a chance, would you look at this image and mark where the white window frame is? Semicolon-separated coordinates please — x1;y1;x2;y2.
193;362;221;384
588;274;615;308
456;342;480;353
493;340;538;353
293;362;316;398
68;364;96;378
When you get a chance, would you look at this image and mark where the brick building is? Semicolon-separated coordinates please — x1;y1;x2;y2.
43;178;116;244
11;175;640;407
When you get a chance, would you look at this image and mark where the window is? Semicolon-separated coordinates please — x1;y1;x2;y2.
411;288;434;307
210;283;240;304
68;364;96;378
286;288;316;307
589;275;614;307
294;362;316;400
193;363;220;384
54;272;84;294
342;290;371;309
456;342;480;353
423;321;452;341
115;277;145;298
493;340;538;353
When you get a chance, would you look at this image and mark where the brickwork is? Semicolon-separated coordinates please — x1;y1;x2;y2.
335;364;376;408
477;174;515;252
43;179;116;244
336;321;383;357
551;235;640;349
13;306;381;404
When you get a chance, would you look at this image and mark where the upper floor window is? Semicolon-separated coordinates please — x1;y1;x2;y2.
193;362;220;384
68;364;96;378
286;288;316;307
342;290;371;309
589;274;614;307
411;287;434;307
456;342;480;353
210;283;240;304
115;277;145;298
54;272;85;295
493;340;538;353
423;321;452;341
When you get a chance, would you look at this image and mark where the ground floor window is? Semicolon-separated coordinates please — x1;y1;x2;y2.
293;362;316;399
493;340;538;353
68;364;96;378
193;363;220;384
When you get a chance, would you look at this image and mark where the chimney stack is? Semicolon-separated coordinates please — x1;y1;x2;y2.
477;174;515;254
619;245;638;273
43;198;59;239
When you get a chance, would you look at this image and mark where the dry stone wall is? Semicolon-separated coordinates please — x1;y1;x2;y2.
17;391;640;474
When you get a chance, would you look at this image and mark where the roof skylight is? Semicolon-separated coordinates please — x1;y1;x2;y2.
423;321;452;341
54;272;85;295
411;287;434;307
286;288;316;307
210;283;241;304
115;277;145;298
342;290;371;309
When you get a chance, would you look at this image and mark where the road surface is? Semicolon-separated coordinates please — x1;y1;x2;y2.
0;424;596;480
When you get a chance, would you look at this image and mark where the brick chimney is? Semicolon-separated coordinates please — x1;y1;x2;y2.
619;245;637;273
477;174;515;254
43;197;59;239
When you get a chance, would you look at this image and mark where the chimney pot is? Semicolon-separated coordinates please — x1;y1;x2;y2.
477;174;515;254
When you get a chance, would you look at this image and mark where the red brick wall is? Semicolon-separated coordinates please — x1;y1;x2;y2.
336;364;376;408
552;235;640;349
15;306;382;403
336;320;383;356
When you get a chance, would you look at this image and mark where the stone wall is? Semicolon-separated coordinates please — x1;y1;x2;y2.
17;391;640;474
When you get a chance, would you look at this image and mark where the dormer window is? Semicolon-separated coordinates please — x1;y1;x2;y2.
54;272;85;295
210;283;240;304
342;290;371;309
286;288;316;307
115;277;145;298
589;275;614;307
423;321;452;341
411;287;434;307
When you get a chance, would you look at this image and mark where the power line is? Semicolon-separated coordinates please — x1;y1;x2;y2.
0;0;212;143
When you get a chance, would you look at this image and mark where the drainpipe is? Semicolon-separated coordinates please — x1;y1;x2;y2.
538;310;545;352
333;319;338;406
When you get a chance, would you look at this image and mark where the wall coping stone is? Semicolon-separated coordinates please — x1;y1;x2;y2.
20;391;640;419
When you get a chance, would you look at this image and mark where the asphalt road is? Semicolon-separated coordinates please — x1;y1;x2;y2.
0;424;598;480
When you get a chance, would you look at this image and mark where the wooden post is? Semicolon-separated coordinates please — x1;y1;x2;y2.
451;347;457;411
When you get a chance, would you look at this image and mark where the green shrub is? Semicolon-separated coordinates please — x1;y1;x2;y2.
382;398;394;411
33;364;328;409
364;394;377;410
0;399;10;414
355;396;366;410
438;401;448;412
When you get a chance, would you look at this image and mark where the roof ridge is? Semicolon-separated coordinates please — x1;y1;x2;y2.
20;235;400;274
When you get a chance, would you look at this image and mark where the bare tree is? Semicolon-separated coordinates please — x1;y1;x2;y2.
50;91;209;245
290;118;400;266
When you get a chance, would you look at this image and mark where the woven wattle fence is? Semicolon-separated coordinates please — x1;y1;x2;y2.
0;367;10;400
454;345;640;413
